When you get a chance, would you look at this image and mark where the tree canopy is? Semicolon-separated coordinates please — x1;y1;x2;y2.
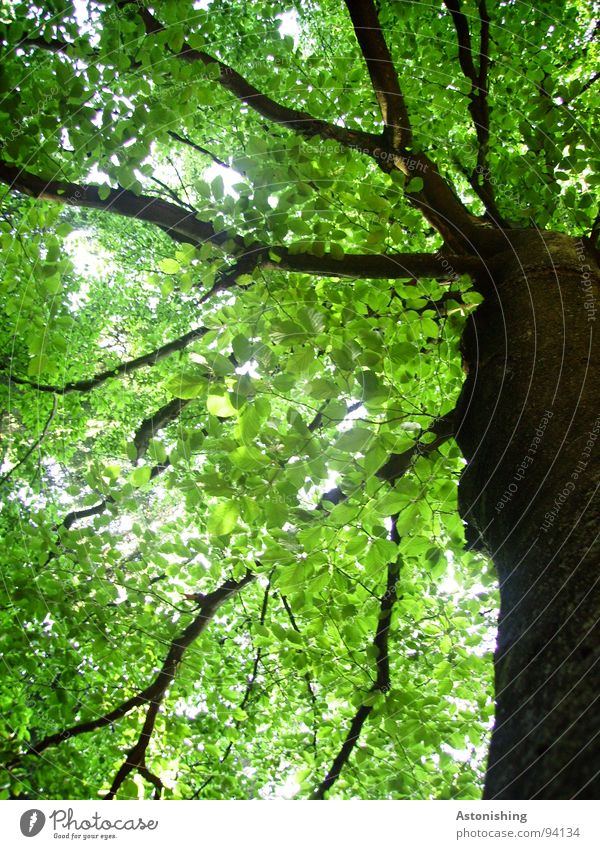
0;0;598;800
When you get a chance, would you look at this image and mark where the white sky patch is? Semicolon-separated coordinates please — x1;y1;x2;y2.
235;360;261;378
277;10;300;46
441;742;472;763
42;613;55;634
87;163;109;184
337;403;366;431
438;559;460;595
115;585;128;605
65;230;107;279
320;468;340;492
271;771;300;799
73;0;88;29
204;163;243;198
299;467;340;506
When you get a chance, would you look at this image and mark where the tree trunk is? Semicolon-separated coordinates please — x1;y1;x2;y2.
455;230;600;799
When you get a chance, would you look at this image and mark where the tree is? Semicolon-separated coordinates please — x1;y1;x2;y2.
0;0;598;801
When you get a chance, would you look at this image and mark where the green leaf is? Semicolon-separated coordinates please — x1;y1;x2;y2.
147;440;167;464
119;778;139;800
130;465;151;487
334;427;373;453
232;334;253;362
165;371;208;399
230;445;267;470
158;258;180;274
43;274;62;295
207;393;237;417
406;177;424;193
207;501;239;535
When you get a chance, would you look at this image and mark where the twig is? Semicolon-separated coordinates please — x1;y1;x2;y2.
6;572;254;778
311;517;401;798
0;396;57;485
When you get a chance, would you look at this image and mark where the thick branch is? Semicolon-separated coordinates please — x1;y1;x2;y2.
274;249;485;279
124;3;383;157
0;161;232;249
343;0;411;149
14;22;488;251
18;35;74;55
377;410;455;481
590;208;600;250
0;160;486;281
132;398;188;461
61;498;110;531
335;0;489;246
443;0;478;82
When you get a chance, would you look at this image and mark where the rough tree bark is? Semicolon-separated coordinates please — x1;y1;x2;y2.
455;229;600;799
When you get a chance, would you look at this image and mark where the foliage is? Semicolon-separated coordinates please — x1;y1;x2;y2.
0;0;597;800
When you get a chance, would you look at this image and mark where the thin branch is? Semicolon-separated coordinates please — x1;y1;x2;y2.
7;572;254;770
343;0;412;149
571;70;600;101
168;131;231;171
281;594;319;751
190;575;273;798
0;396;57;485
104;571;254;800
61;397;189;531
147;174;196;211
451;155;508;227
239;581;271;713
443;0;500;222
6;326;211;394
311;517;401;799
318;410;455;510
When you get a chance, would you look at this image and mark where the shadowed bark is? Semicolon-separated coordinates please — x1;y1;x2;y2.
456;230;600;798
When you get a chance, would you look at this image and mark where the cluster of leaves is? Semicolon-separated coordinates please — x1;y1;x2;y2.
0;0;596;800
1;204;495;797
